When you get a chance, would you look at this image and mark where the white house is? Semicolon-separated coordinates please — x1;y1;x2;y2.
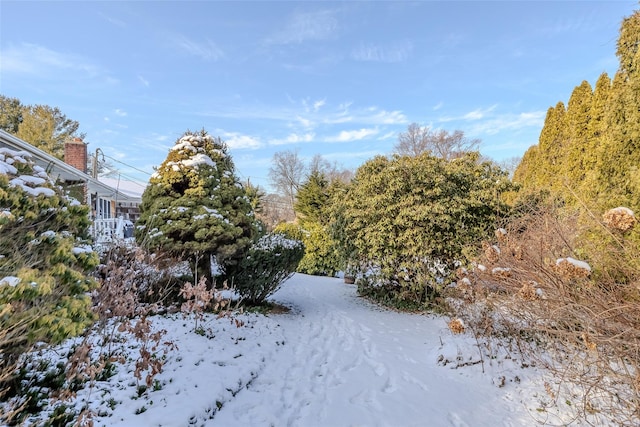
0;129;145;242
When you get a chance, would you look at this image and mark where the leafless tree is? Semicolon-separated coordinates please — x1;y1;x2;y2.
260;193;295;229
497;156;521;179
268;149;306;209
309;154;354;184
394;123;480;160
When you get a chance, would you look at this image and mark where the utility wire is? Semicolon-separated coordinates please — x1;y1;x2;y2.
102;154;153;176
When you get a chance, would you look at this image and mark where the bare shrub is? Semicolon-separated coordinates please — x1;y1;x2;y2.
3;242;180;426
554;257;591;280
451;202;640;426
0;311;37;425
95;241;188;307
180;277;216;331
448;318;465;334
483;242;500;264
603;207;636;232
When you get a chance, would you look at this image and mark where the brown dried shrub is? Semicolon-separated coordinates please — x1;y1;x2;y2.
450;201;640;426
603;207;636;233
495;227;508;243
553;257;591;280
483;242;500;264
448;318;465;334
517;281;538;301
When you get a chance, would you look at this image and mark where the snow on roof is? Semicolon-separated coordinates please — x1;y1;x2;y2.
1;147;57;197
98;177;146;199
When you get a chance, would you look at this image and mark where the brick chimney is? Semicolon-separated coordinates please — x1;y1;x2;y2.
64;137;88;173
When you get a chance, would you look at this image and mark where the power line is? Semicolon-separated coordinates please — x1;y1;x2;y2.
102;154;153;176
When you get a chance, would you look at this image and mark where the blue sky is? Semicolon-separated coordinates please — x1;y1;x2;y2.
1;1;636;191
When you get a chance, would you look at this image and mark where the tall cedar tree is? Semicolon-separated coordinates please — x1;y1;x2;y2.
584;74;612;184
599;10;640;207
135;130;257;284
293;170;341;276
565;81;593;184
514;9;640;212
294;170;329;226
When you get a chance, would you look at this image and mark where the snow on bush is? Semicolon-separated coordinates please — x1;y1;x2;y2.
483;242;501;263
0;146;98;346
603;206;636;232
136;129;257;285
225;233;304;304
554;257;591;280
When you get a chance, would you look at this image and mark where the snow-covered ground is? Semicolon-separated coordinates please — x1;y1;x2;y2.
20;274;566;427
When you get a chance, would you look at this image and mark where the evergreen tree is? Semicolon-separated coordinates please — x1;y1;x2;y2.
0;147;98;353
293;170;341;276
582;73;612;200
514;9;640;212
515;102;568;195
588;73;612;154
294;170;329;226
564;81;593;185
135;130;257;284
512;144;539;188
599;10;640;208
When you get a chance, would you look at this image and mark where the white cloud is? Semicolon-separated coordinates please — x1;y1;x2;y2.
351;41;412;63
464;111;484;120
295;116;314;128
313;99;326;111
198;101;406;130
463;106;496;120
439;105;498;123
469;111;546;135
138;75;150;87
219;131;263;150
0;43;106;79
301;98;327;114
173;35;224;61
378;131;397;141
100;12;126;27
115;109;127;117
266;10;338;44
366;109;408;125
325;128;378;143
433;102;444;111
270;132;316;146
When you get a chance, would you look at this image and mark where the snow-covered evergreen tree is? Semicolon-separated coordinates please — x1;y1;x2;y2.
0;147;98;353
135;130;257;283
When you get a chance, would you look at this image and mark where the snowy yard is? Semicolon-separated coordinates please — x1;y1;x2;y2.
22;274;565;427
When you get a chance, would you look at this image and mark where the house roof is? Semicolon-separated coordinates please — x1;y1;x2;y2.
98;176;146;200
0;129;140;202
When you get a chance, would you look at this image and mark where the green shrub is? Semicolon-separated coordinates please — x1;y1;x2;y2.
333;152;513;308
226;233;304;305
295;222;340;276
273;222;304;241
0;148;97;353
